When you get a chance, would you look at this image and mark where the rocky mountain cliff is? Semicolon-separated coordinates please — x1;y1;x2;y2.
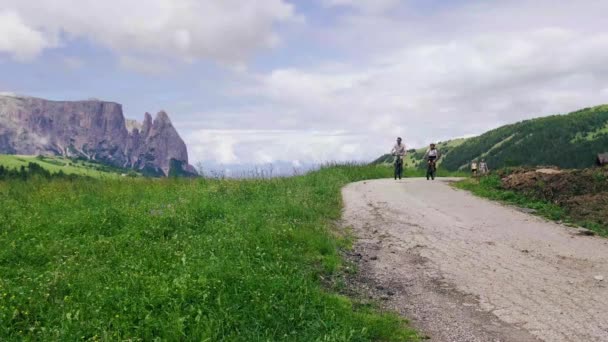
0;94;196;176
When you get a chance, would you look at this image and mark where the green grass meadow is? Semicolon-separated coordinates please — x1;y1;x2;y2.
0;164;421;341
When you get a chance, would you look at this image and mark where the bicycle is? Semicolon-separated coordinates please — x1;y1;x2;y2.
394;155;404;180
426;158;437;180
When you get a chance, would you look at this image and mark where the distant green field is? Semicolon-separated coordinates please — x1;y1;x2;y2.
0;164;420;341
0;155;136;179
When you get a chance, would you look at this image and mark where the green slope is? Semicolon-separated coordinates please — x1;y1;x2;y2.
0;155;140;179
441;105;608;170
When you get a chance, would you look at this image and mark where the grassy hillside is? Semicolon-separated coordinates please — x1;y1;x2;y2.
373;138;468;168
0;164;419;341
441;105;608;170
0;155;139;179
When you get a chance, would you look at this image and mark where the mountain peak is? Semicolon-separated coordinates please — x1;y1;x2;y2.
154;110;172;125
0;95;194;176
144;112;153;122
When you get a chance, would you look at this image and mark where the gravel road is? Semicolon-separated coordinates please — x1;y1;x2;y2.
342;178;608;342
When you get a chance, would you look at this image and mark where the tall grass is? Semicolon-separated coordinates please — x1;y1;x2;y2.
0;164;419;341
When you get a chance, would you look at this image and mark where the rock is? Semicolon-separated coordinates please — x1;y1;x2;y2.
370;256;378;261
536;168;563;175
577;229;596;236
128;111;193;176
594;275;604;281
0;94;195;176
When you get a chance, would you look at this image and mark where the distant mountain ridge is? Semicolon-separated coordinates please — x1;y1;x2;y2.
0;94;196;176
374;105;608;171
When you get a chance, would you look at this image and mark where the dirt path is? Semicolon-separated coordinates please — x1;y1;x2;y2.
342;178;608;342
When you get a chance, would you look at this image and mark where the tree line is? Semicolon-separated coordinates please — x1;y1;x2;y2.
0;162;83;181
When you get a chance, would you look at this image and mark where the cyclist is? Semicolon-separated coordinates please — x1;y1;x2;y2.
391;137;407;180
423;143;441;180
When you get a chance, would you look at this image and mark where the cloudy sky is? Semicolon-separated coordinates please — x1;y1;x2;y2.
1;0;608;167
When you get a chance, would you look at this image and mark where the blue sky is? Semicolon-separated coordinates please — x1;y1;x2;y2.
2;0;608;167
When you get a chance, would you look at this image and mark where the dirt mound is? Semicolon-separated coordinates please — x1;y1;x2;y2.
500;166;608;227
563;193;608;224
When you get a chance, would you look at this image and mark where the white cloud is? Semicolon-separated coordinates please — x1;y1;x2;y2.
63;56;85;70
185;129;370;165
182;0;608;165
321;0;401;14
118;55;170;75
0;10;49;61
0;0;296;65
3;0;608;166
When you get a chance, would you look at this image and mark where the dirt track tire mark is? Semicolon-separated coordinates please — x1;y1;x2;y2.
342;178;608;342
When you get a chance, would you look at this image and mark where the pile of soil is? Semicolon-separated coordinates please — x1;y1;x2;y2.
499;166;608;225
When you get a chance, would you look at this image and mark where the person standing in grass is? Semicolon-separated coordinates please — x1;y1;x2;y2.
479;159;489;175
471;160;478;177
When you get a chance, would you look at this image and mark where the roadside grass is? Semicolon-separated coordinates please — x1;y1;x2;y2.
0;164;421;341
454;176;607;236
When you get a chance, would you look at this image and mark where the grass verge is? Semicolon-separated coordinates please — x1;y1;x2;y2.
0;164;420;341
454;175;607;236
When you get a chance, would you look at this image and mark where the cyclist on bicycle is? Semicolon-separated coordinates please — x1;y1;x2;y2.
391;137;407;180
423;143;441;180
